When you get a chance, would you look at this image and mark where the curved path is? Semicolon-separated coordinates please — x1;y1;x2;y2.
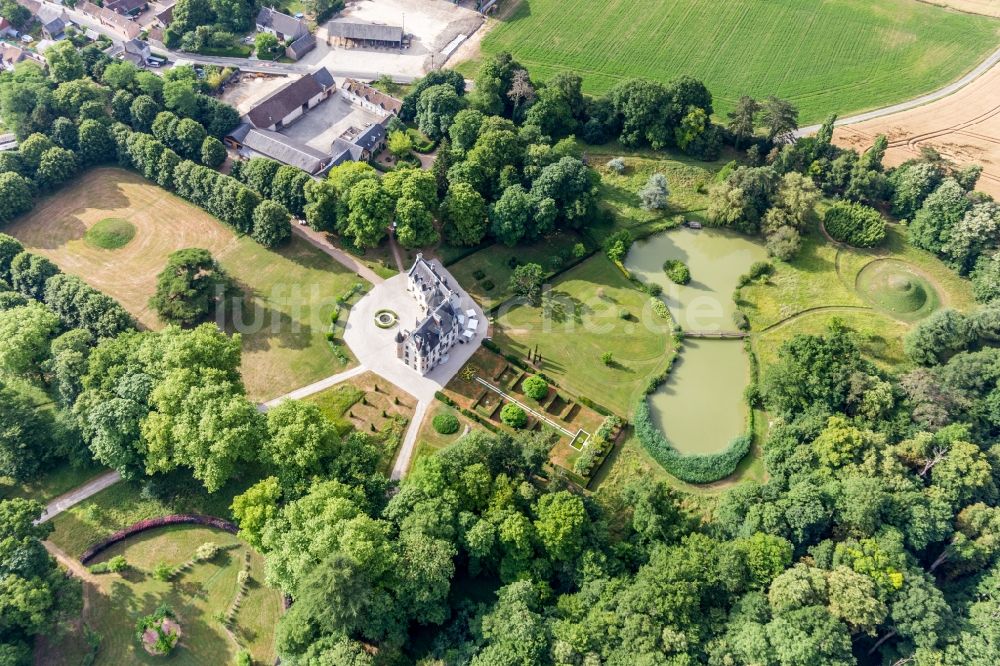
795;44;1000;137
756;305;875;334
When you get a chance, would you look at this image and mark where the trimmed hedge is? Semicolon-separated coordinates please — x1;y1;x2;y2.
432;413;460;435
80;514;237;564
823;201;886;247
633;400;752;483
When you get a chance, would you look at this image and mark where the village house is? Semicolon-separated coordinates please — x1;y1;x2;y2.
330;123;386;167
104;0;147;17
108;38;151;67
339;79;403;118
255;7;308;42
78;1;142;40
395;255;467;375
0;42;43;70
37;5;67;40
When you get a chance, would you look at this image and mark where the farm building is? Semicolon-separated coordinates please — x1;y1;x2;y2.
104;0;147;17
323;21;404;48
256;7;309;41
243;68;335;131
238;127;332;174
286;33;316;60
340;79;402;117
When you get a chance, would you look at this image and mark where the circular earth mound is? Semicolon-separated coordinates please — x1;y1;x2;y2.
84;218;136;249
856;259;940;321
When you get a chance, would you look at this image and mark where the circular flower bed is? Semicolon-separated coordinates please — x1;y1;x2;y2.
137;606;181;656
374;309;399;329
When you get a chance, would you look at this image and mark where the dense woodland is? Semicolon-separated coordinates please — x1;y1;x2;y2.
0;42;998;666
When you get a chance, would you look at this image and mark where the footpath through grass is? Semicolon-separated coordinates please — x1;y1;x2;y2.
476;0;1000;122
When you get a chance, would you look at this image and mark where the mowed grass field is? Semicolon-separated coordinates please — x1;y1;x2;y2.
5;168;363;401
474;0;1000;122
493;255;674;415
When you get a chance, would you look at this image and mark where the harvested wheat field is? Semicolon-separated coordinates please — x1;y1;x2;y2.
833;63;1000;199
6;168;362;400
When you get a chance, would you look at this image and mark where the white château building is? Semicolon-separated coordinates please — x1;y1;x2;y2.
396;255;461;374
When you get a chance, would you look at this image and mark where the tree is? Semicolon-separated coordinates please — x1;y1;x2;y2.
251;200;292;248
400;68;466;121
163;80;199;118
728;95;760;149
509;262;544;305
416;84;464;140
442;182;487;246
760;96;799;144
0;301;59;379
35;146;78;191
173;118;207;159
0;234;24;284
77;119;115;166
941;201;1000;274
890;161;943;220
44;41;84;83
491;185;541;246
200;135;226;168
534;491;586;561
101;61;137;91
387;130;413;160
904;308;974;366
50;117;78;151
149;248;233;327
255;32;282;59
231;477;282;550
522;375;548;400
18;133;55;172
638;173;669;210
0;381;58;479
130;95;161;132
766;225;801;261
395;198;438;249
303;179;337;232
272;165;312;218
343;179;390;248
10;252;59;300
264;400;343;492
500;403;527;429
0;172;33;224
910;178;971;256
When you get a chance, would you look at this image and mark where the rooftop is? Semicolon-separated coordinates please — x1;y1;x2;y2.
242;128;330;174
325;21;403;43
342;78;403;116
245;68;334;129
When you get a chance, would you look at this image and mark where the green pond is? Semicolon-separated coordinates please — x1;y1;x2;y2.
625;227;767;454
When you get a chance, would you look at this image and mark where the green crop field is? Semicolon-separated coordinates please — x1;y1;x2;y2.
475;0;1000;122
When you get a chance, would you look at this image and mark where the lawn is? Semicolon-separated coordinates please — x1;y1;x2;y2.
492;254;674;416
39;525;282;665
447;231;584;310
742;219;973;374
303;371;417;473
5;168;364;401
48;479;252;559
473;0;1000;122
414;402;477;462
590;153;717;239
0;461;106;504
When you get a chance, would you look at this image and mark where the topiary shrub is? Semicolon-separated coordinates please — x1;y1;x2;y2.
500;403;527;429
432;413;460;435
663;259;691;284
522;374;549;400
194;542;220;562
823;201;886;247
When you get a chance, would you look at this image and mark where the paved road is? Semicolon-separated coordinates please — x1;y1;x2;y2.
39;470;121;523
259;364;367;410
392;399;428;480
796;44;1000;137
292;225;385;284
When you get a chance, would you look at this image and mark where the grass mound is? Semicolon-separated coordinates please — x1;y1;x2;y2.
856;259;939;321
84;218;136;249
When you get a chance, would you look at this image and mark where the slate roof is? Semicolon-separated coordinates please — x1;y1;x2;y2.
256;7;307;39
105;0;146;15
353;123;386;153
325;21;402;43
227;122;251;144
342;78;402;115
287;32;315;59
330;137;364;166
245;69;332;128
242;129;329;174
